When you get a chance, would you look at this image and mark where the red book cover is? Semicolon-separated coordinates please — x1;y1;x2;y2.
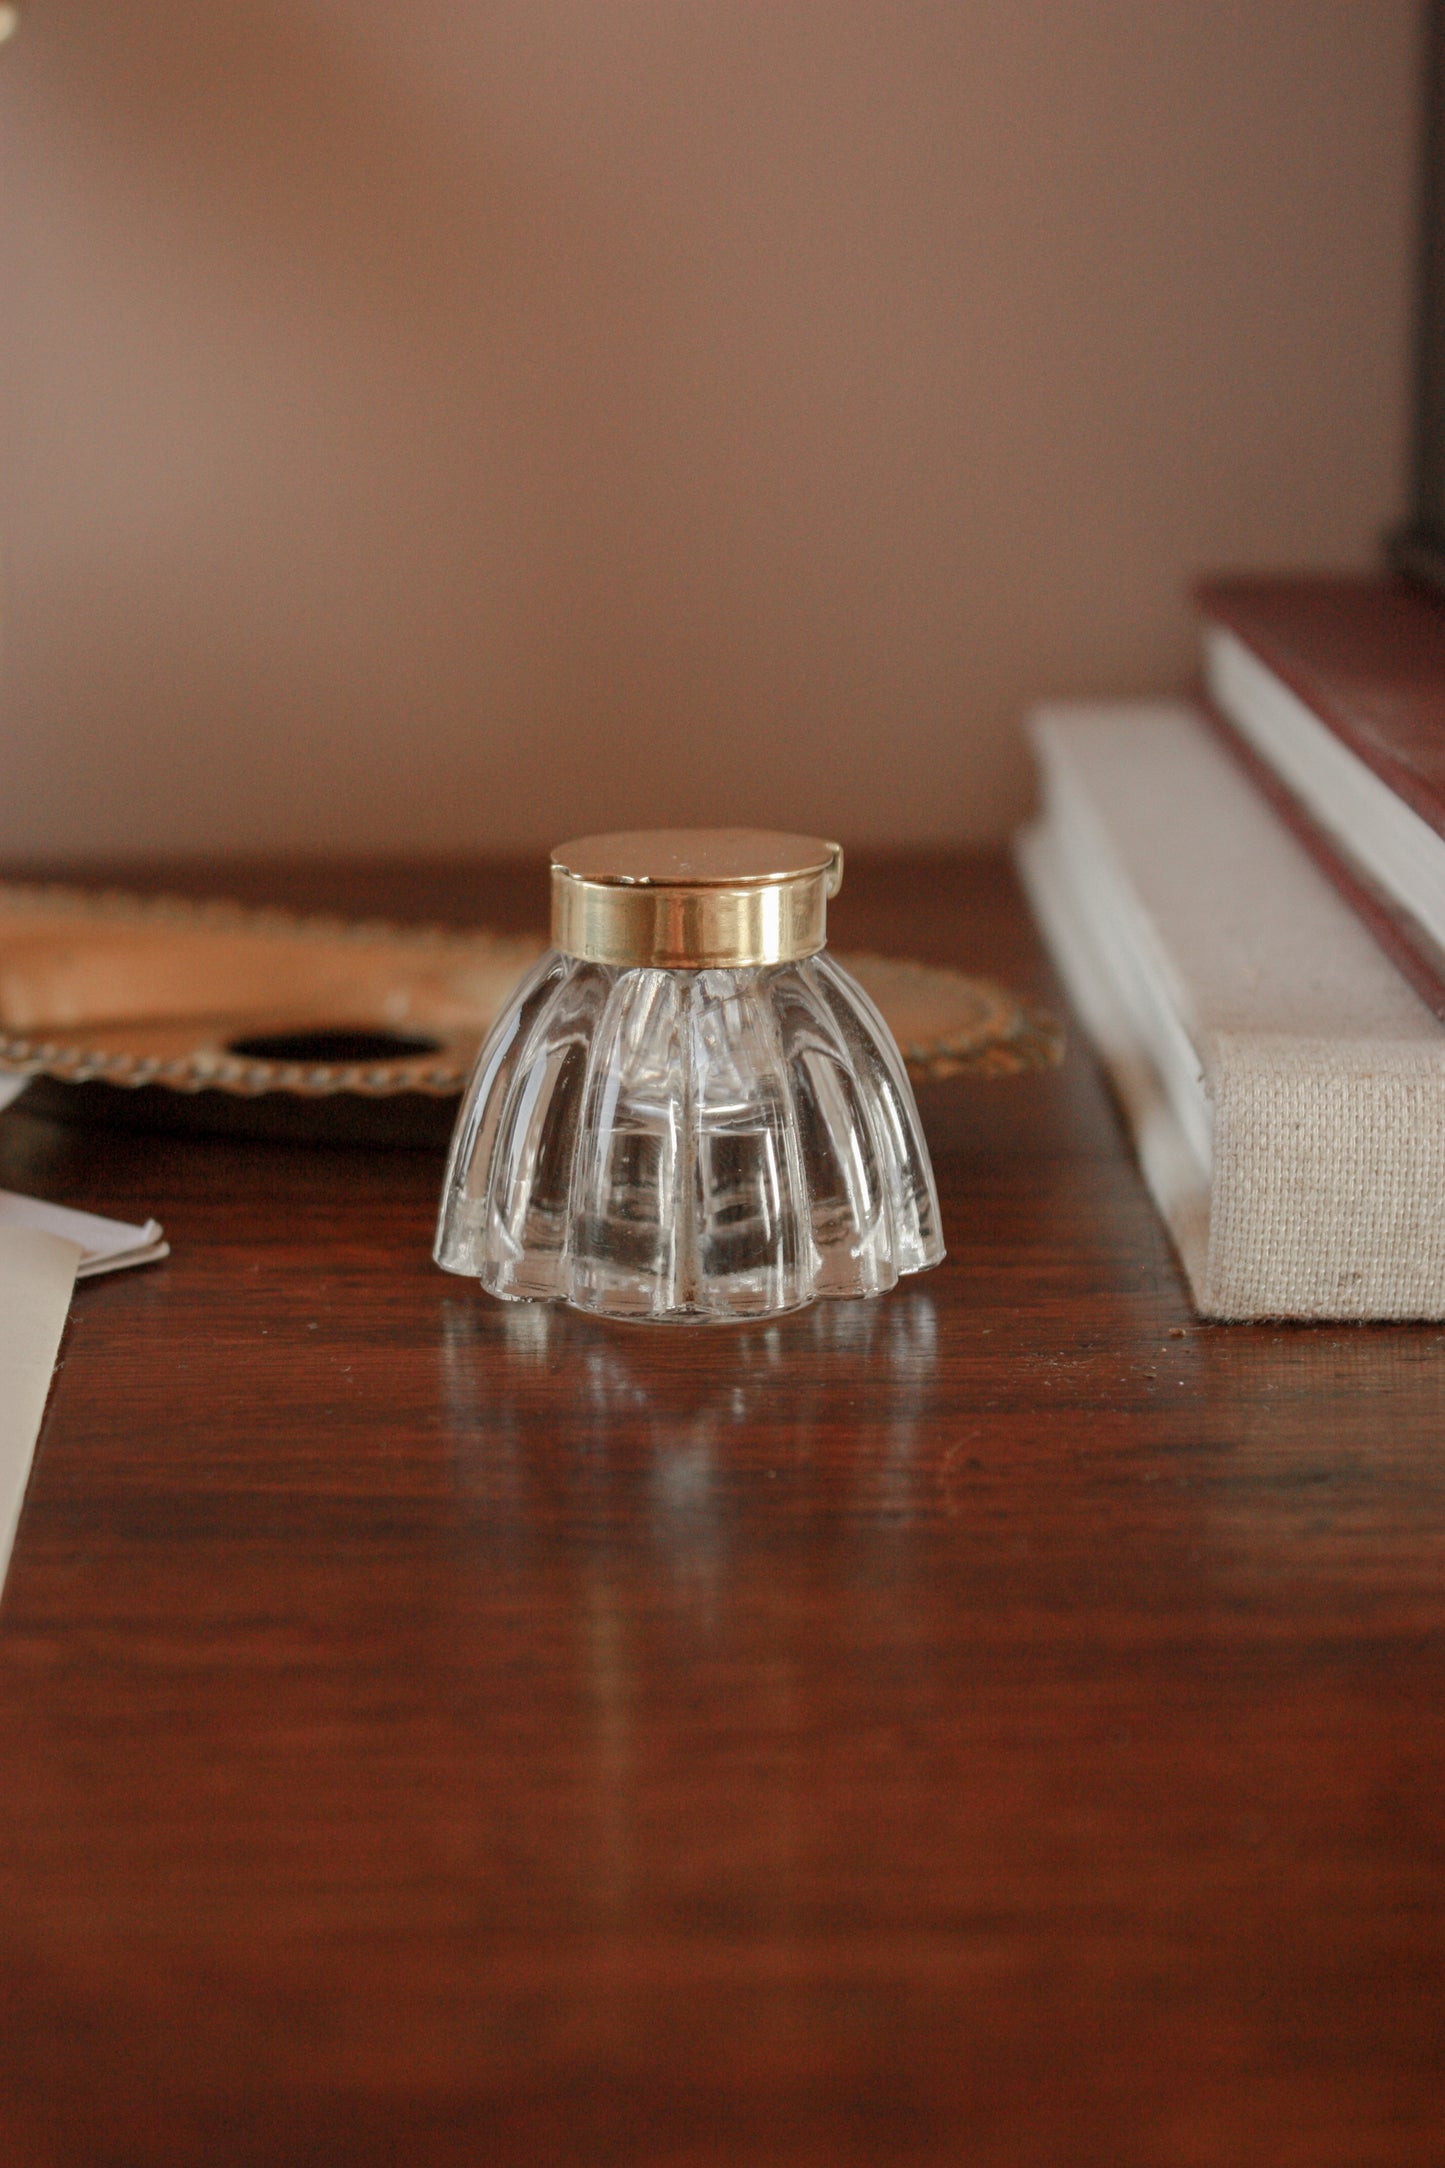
1194;574;1445;1023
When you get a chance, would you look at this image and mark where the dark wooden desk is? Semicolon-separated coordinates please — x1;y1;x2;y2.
1;854;1441;2167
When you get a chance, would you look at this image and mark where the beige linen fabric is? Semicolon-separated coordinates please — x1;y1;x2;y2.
1207;1035;1445;1318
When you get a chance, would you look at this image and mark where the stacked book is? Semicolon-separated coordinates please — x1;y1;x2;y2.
1017;576;1445;1320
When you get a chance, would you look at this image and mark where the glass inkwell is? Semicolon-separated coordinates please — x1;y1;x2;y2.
434;830;944;1322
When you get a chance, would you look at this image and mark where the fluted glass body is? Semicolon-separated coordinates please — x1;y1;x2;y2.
434;950;944;1322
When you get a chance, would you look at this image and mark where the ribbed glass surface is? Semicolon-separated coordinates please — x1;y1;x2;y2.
435;952;944;1322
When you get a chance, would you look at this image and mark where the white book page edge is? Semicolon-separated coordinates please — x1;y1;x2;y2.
1015;818;1212;1309
77;1239;170;1280
1202;624;1445;960
1029;718;1215;1176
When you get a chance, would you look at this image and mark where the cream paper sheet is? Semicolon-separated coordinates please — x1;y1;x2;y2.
0;1227;80;1590
0;1190;167;1277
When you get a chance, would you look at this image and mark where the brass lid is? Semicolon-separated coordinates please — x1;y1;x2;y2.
550;828;844;969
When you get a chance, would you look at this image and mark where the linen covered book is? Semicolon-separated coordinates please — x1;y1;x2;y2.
1016;702;1445;1321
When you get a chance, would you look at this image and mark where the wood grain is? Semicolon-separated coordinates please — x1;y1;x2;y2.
0;854;1441;2167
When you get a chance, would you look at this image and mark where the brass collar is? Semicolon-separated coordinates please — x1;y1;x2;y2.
550;828;844;969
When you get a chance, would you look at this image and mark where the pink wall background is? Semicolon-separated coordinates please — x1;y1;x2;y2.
0;2;1421;858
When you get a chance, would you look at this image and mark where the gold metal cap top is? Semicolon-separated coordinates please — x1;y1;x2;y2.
550;828;844;969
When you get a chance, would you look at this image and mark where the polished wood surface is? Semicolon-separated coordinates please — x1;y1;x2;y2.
1;854;1442;2167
